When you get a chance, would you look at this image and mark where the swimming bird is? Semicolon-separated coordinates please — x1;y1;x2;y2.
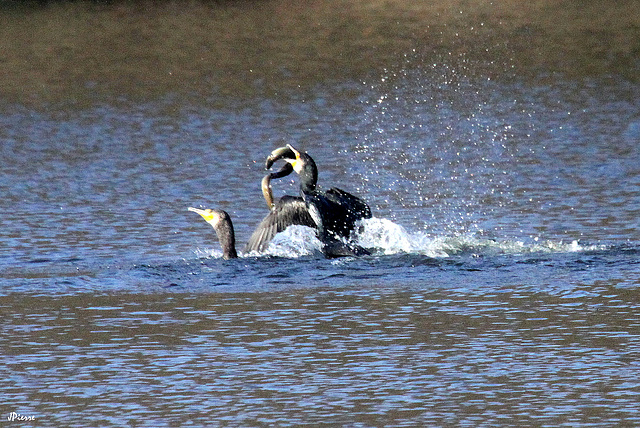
188;207;239;259
188;145;372;258
244;162;317;253
264;144;372;255
188;204;320;259
188;161;317;257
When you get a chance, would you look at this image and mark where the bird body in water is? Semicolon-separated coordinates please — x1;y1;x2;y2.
188;206;348;259
188;144;372;258
243;162;316;253
263;144;372;256
188;179;317;259
187;164;319;258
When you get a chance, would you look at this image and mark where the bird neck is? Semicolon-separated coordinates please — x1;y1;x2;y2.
214;217;238;259
261;174;275;210
300;180;316;193
263;163;294;210
299;162;318;193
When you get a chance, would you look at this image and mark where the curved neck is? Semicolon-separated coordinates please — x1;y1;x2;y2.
300;174;317;193
262;163;294;210
298;155;318;193
261;175;275;210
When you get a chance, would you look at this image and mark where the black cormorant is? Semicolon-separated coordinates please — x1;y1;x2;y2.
188;145;372;258
188;207;238;259
187;204;317;259
188;161;317;257
244;162;317;252
264;144;372;255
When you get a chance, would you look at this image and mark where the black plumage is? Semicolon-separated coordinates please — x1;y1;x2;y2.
243;163;317;253
264;144;372;256
188;144;372;259
244;195;316;253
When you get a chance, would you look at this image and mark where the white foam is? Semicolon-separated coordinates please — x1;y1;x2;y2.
193;246;223;259
264;225;324;258
195;218;603;260
355;217;604;257
356;217;448;257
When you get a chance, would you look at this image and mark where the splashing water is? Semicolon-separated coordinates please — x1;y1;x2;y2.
193;218;604;260
357;218;605;258
346;63;524;238
266;226;325;258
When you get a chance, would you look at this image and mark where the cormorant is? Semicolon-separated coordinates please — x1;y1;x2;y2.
244;162;317;252
188;144;372;258
188;161;317;258
264;144;372;256
188;207;238;259
187;204;318;259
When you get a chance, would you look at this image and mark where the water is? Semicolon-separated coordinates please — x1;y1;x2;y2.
2;2;640;426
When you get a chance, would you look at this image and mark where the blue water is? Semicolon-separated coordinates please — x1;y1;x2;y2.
2;73;639;292
1;68;640;426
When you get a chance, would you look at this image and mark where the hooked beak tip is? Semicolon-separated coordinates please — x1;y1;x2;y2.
287;144;300;158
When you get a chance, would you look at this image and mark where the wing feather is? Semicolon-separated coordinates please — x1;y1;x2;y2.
244;196;317;253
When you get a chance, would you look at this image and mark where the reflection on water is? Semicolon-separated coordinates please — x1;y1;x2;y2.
2;287;639;426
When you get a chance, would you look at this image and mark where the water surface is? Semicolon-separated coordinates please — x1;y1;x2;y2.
1;1;639;426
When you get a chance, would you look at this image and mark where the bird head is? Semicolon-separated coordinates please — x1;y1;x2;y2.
265;144;317;191
188;207;227;228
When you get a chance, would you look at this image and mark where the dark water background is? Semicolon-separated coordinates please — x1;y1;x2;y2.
1;1;640;426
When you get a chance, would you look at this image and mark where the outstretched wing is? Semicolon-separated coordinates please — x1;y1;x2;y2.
319;187;371;239
244;196;317;253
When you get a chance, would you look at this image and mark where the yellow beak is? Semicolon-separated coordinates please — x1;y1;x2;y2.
188;207;216;223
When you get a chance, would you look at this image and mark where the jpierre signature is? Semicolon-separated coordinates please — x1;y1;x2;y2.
7;412;35;422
